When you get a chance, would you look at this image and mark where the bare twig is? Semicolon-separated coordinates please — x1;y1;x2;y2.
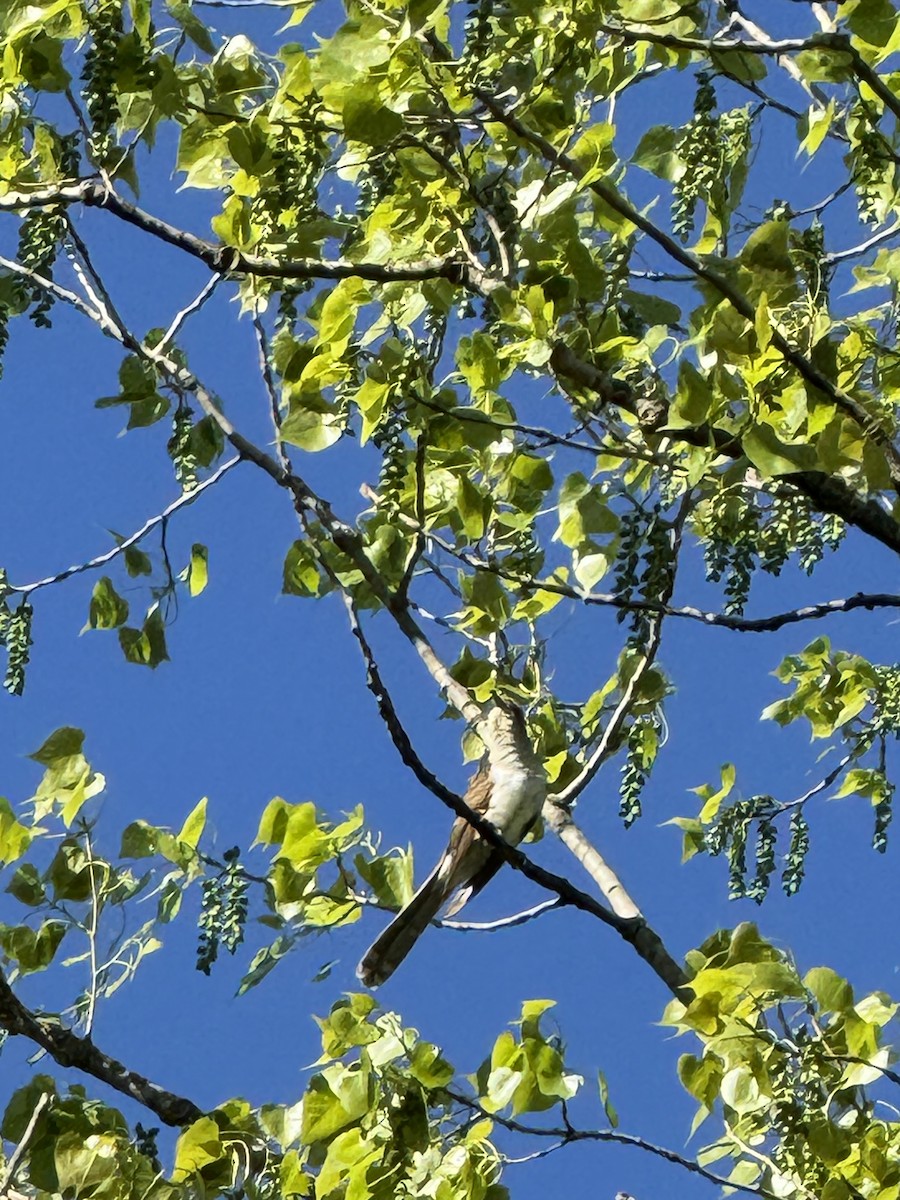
0;1091;52;1196
444;1089;773;1199
725;6;828;107
81;825;102;1037
824;221;900;265
441;897;562;931
10;458;241;597
780;747;862;811
355;889;562;931
160;275;221;350
10;233;484;725
396;431;428;603
426;542;900;632
253;312;293;476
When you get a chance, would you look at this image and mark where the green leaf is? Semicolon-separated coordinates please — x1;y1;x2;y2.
118;607;169;668
128;0;152;40
28;729;105;827
798;99;836;157
120;820;161;859
86;576;129;630
47;841;92;901
795;40;854;83
29;727;85;765
742;425;817;477
315;994;380;1060
678;1053;722;1109
669;361;713;427
0;919;66;974
237;935;295;994
300;1065;370;1144
173;1117;226;1181
709;47;768;82
754;290;772;353
355;849;413;909
6;863;45;906
597;1069;618;1128
177;797;207;851
343;85;403;145
280;402;343;452
186;543;208;597
805;966;853;1013
316;279;369;354
458;475;489;540
17;32;70;91
96;355;169;428
409;1041;454;1088
633;124;680;180
124;546;153;577
166;0;215;54
283;540;326;597
720;1064;765;1114
664;816;706;863
0;798;32;866
556;473;618;547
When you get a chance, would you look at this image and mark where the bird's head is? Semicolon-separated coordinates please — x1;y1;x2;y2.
480;699;533;761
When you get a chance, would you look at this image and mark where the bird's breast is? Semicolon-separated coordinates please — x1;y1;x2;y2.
485;764;545;841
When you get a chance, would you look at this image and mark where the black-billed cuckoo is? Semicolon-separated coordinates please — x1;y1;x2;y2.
357;702;545;987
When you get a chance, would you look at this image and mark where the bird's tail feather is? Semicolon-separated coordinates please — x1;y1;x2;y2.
357;865;447;988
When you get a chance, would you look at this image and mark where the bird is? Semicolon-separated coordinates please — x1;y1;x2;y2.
357;701;545;988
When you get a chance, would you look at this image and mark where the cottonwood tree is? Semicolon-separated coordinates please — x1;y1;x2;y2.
1;1;899;1198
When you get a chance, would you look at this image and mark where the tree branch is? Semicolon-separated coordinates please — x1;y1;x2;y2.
6;234;484;726
550;345;900;557
340;595;632;925
341;591;690;999
0;970;202;1127
0;180;474;286
444;1089;773;1200
9;458;241;597
423;539;900;632
475;99;900;487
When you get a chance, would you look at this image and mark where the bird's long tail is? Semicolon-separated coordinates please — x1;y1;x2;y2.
357;864;447;988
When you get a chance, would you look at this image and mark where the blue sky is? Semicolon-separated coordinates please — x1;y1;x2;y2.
1;3;899;1198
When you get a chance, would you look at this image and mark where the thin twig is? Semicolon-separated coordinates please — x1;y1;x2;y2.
160;275;221;350
556;496;690;808
355;890;562;931
444;1089;774;1200
81;824;102;1037
426;542;900;633
253;311;293;475
441;897;562;931
10;459;241;597
0;1091;52;1195
825;221;900;265
780;746;861;811
2;244;486;725
396;431;428;603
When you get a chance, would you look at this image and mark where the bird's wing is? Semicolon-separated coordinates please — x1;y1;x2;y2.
440;760;495;915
